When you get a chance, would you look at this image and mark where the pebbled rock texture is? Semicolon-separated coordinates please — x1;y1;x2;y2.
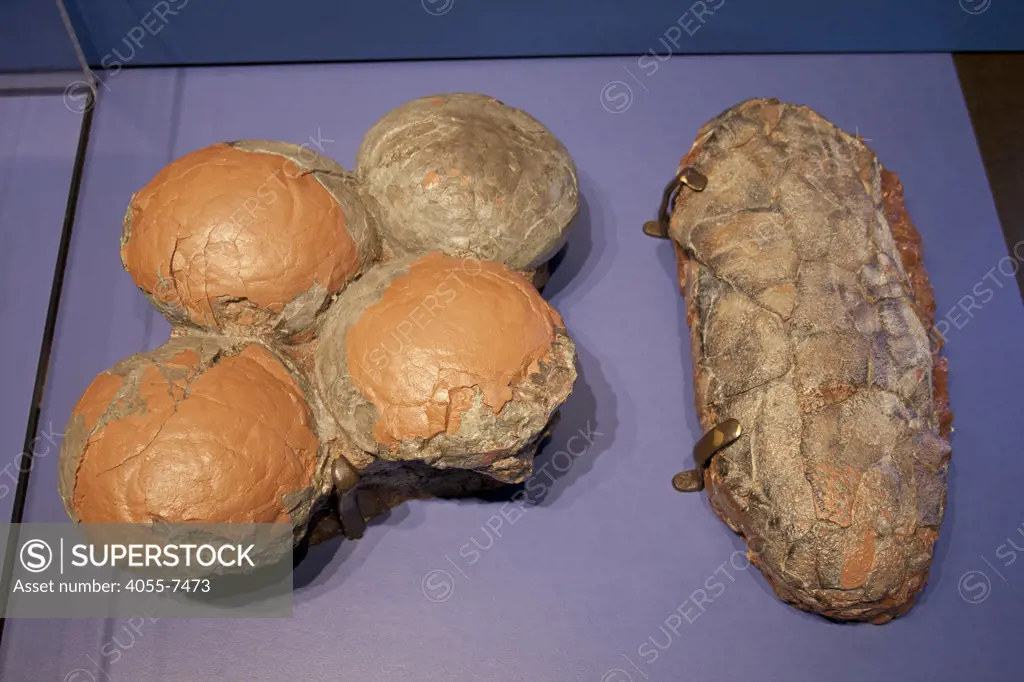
669;98;952;623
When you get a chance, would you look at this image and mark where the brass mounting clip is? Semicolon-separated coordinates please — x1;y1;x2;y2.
642;166;708;240
672;419;742;493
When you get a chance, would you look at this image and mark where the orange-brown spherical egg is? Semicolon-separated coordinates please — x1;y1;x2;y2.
120;141;380;339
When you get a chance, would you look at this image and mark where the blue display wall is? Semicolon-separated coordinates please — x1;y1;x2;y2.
0;0;80;72
3;0;1023;73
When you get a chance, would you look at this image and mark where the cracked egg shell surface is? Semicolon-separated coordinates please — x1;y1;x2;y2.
315;252;577;483
58;337;323;531
120;140;380;340
356;93;579;271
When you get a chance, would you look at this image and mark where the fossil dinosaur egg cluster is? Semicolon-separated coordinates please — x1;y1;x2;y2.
59;93;580;545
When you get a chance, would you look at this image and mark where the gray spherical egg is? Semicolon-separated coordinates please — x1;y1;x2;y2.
356;93;579;272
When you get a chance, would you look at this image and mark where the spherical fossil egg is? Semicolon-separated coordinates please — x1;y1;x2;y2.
356;93;579;273
314;251;577;484
120;140;380;340
58;337;324;535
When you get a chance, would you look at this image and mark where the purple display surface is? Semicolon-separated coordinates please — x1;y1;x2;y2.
2;55;1022;681
0;96;82;523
